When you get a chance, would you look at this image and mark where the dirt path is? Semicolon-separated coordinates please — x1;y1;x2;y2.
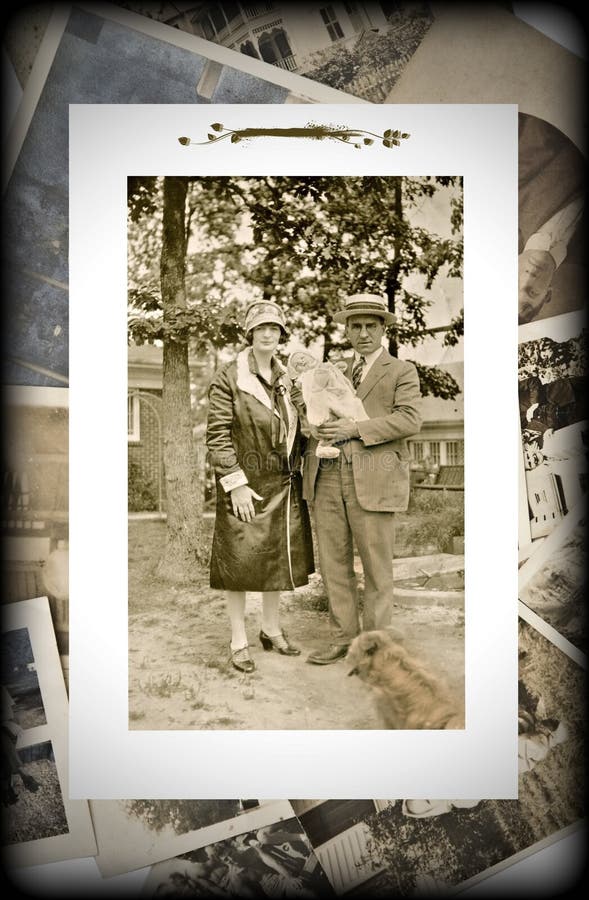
128;523;464;731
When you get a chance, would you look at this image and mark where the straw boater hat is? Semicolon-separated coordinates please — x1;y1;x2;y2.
333;293;396;326
244;300;288;336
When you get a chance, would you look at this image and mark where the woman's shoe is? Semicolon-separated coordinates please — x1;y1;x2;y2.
230;645;255;673
259;629;301;656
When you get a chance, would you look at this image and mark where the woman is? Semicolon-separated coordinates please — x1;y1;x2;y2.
206;300;314;673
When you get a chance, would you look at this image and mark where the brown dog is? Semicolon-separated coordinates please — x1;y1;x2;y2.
346;630;463;730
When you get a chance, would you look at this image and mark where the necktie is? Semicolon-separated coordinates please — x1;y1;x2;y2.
352;355;366;391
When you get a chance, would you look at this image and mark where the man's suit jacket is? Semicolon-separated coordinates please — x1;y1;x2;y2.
302;349;422;512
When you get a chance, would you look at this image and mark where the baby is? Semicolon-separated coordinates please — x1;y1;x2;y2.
287;351;368;458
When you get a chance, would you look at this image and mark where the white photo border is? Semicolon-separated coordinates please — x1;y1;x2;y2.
69;102;519;799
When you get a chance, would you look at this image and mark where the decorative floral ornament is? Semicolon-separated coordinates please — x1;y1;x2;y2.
178;123;410;150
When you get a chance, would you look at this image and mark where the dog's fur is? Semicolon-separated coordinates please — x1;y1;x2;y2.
346;629;463;730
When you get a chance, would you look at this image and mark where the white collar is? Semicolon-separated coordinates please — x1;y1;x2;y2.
354;347;383;368
235;349;297;454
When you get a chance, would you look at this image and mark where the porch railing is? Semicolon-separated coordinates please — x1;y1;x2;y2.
273;54;297;71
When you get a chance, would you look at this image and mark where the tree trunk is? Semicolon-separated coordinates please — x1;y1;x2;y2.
386;177;403;358
157;177;207;582
322;315;334;361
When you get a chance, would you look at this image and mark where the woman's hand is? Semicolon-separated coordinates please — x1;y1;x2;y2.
230;484;263;523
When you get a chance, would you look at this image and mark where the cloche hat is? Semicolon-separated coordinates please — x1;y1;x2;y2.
244;300;288;335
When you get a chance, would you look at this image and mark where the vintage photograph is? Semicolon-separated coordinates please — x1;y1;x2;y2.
90;799;296;878
519;503;586;659
1;740;68;849
518;311;587;554
2;387;69;673
127;172;465;731
289;617;585;896
0;597;96;868
141;816;335;897
117;1;434;103
517;111;586;326
1;627;47;818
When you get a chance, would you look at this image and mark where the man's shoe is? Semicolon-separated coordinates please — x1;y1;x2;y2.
306;643;349;665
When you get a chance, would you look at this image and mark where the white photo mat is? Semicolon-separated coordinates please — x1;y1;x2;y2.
69;102;519;799
1;596;96;867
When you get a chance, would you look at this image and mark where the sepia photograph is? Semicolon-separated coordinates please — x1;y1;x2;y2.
141;815;335;898
116;1;434;103
70;100;516;800
127;172;465;732
89;799;296;878
2;387;69;676
517;111;586;327
0;597;96;868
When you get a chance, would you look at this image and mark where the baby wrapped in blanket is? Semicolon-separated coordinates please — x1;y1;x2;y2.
287;351;368;458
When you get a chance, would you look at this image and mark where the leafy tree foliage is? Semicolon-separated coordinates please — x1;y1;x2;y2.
128;175;464;397
128;174;464;577
518;329;588;381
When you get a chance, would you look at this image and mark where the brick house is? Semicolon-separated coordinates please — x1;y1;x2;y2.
128;342;217;513
127;343;166;513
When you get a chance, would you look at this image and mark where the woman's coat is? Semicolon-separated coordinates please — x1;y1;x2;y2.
206;349;314;592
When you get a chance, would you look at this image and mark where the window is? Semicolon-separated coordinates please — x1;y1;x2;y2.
445;440;464;465
274;30;293;58
221;1;240;23
429;441;441;465
241;40;260;58
128;394;140;442
194;5;237;37
409;441;425;461
320;6;345;41
210;6;228;32
195;14;215;40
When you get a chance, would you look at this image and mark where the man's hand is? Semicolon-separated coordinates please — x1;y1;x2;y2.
317;418;361;442
230;484;263;523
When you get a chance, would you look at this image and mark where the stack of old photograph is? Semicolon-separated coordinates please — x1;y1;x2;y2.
1;2;586;897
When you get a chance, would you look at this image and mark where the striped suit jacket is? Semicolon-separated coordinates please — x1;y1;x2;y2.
302;349;422;512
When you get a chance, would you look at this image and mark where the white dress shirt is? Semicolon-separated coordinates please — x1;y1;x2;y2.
352;346;384;383
524;196;583;268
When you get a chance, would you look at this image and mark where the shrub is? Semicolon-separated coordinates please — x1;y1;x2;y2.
128;459;157;512
404;489;464;553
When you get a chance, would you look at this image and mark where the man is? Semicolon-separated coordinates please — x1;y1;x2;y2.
517;112;586;325
303;293;422;665
519;374;588;446
518;196;583;325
